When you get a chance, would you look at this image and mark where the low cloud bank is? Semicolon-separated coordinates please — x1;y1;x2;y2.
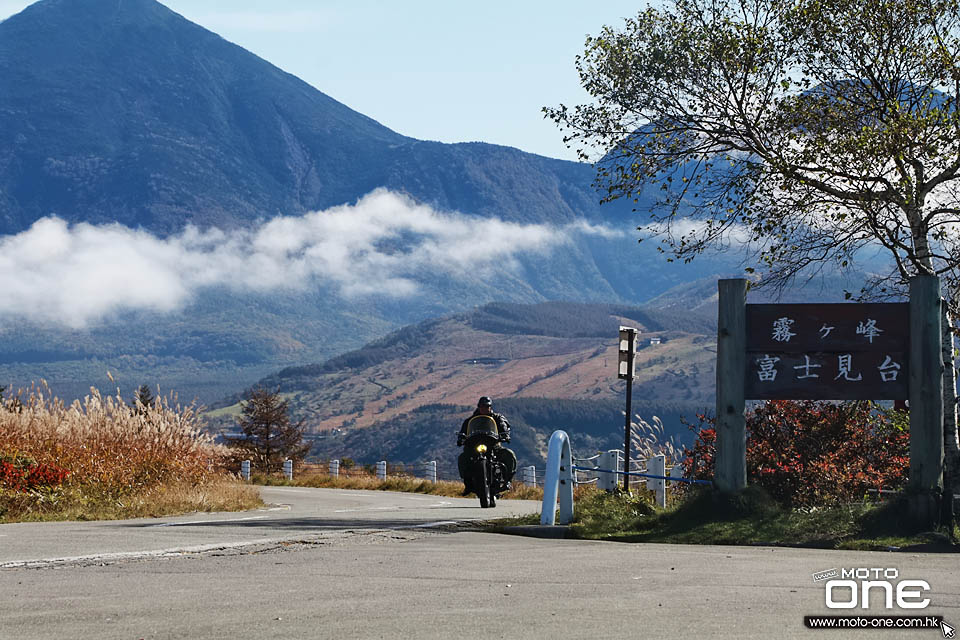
0;189;622;328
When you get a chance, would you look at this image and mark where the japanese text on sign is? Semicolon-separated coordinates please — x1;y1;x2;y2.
744;303;908;400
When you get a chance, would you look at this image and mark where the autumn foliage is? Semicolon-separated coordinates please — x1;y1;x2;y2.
683;400;910;507
0;455;70;491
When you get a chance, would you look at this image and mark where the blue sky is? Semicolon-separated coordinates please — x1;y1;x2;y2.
0;0;646;161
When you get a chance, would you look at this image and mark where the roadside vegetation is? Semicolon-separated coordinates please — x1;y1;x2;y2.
563;486;958;551
498;400;959;551
0;384;261;523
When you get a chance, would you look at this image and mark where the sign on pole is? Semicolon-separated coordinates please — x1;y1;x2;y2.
618;326;639;490
618;327;638;380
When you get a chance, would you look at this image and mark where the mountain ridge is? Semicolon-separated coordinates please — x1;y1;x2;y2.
202;300;718;471
0;0;638;235
0;0;768;407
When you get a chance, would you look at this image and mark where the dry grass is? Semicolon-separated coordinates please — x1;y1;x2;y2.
4;479;261;522
630;414;684;464
0;383;262;522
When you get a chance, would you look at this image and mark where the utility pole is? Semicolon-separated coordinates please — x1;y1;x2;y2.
618;326;639;492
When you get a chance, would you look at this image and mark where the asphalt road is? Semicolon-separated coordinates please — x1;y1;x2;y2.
1;487;958;639
0;487;540;568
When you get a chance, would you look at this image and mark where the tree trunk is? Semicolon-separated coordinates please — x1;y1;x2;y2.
943;298;960;499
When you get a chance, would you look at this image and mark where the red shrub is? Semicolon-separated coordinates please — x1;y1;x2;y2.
0;456;70;492
682;401;909;507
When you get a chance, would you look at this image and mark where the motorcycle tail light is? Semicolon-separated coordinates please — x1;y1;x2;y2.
476;443;488;454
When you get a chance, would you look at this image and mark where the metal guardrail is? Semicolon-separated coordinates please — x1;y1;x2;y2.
571;466;713;486
571;449;712;506
543;431;715;525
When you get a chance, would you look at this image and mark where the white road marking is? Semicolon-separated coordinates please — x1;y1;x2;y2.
149;515;269;528
333;499;461;512
0;537;291;569
406;521;460;529
333;506;398;513
333;500;454;513
0;520;470;568
262;487;313;493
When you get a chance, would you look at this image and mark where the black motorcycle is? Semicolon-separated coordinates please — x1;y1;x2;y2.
460;415;508;508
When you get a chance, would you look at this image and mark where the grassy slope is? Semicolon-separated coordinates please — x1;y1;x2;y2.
558;488;959;551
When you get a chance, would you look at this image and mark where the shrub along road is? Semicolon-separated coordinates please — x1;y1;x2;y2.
1;487;958;639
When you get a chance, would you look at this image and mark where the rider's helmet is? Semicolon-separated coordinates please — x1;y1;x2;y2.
477;396;492;408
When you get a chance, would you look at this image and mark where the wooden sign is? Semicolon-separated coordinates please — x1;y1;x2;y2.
715;278;944;523
744;303;909;400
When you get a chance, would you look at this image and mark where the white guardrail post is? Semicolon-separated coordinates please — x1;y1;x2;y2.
241;460;251;482
329;459;340;478
647;454;666;507
283;459;293;481
598;450;620;492
541;430;574;526
426;461;438;484
376;461;387;481
521;465;536;486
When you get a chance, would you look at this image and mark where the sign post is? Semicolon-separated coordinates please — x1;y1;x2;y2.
716;279;747;493
618;326;639;491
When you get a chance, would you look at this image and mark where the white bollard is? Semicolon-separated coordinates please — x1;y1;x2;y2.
647;454;666;507
598;450;620;492
541;430;574;526
521;465;536;487
241;460;251;482
283;458;293;481
425;461;437;484
376;460;387;481
329;459;340;478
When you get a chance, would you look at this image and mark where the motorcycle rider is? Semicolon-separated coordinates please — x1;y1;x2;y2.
457;396;517;496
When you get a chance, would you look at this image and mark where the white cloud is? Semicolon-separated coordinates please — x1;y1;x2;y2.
638;217;753;246
0;189;620;328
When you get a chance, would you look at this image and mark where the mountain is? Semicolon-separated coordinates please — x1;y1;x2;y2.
0;0;633;234
0;0;748;404
205;301;718;472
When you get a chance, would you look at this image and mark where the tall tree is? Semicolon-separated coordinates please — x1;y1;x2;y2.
547;0;960;495
227;387;309;472
134;384;154;414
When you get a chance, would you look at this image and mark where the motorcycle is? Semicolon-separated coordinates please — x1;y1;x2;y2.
460;414;508;508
